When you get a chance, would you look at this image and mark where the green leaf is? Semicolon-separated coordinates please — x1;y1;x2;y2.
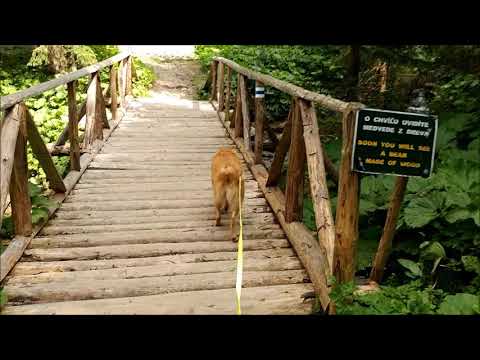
438;294;480;315
445;208;473;223
28;182;42;197
398;259;423;277
403;195;442;228
462;256;480;275
31;207;49;225
420;241;447;264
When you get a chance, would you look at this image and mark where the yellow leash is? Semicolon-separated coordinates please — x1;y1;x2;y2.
235;175;243;315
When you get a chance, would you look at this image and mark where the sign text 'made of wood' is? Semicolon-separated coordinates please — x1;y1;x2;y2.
352;108;438;178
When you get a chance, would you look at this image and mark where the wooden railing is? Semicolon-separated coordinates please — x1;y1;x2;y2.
209;57;365;312
0;52;134;281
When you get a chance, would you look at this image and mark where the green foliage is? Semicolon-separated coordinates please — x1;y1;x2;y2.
132;58;155;97
1;182;54;239
437;293;480;315
28;45;98;73
1;45;155;239
0;289;7;311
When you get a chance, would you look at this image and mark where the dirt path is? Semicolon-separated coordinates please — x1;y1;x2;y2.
140;57;206;100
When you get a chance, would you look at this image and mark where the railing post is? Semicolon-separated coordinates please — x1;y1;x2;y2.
285;99;306;223
125;55;133;96
210;60;218;101
9;103;32;236
118;60;126;108
67;80;80;171
109;64;118;122
224;66;232;123
238;75;251;151
254;80;265;164
217;62;225;111
83;72;104;149
234;73;243;138
299;99;336;276
333;105;362;283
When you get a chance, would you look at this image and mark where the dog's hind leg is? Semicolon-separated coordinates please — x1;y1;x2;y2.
213;186;226;226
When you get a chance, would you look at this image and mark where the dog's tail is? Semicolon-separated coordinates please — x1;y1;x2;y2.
219;165;236;184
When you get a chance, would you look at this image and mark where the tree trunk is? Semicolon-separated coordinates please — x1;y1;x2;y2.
345;45;361;102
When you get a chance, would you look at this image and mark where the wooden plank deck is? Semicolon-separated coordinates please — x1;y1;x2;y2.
1;98;314;315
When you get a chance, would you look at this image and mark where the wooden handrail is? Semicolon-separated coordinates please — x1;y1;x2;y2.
214;56;350;113
209;57;367;312
0;52;130;110
0;52;133;281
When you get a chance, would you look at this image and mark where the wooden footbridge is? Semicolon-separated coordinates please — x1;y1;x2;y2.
0;53;366;315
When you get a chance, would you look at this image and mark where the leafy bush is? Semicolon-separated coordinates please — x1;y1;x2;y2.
1;45;155;237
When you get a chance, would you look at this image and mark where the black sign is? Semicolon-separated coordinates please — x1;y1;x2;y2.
352;108;438;178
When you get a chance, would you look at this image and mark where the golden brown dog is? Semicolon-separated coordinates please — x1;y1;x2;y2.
211;148;245;242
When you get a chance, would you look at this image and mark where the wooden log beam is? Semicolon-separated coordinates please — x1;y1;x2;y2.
9;103;32;236
0;100;127;282
210;61;217;101
333;104;363;283
234;74;243;138
211;100;331;311
1;104;22;224
0;52;130;111
254;80;265;164
26;111;66;193
239;75;251;151
369;177;408;283
266;105;293;187
118;59;126;108
125;56;133;96
83;73;103;149
214;56;349;113
110;65;118;122
67;81;80;171
299;99;336;274
55;100;86;147
285;100;306;223
217;62;225;111
96;74;110;130
224;67;232;123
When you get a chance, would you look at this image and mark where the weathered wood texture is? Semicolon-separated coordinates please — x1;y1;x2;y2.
334;106;362;283
299;99;336;274
109;65;118;121
67;81;81;171
214;57;349;113
0;53;130;110
9;103;32;236
239;75;251;150
212;101;331;311
370;177;408;283
2;99;314;315
0;95;126;283
210;61;217;101
234;73;243;137
224;67;232;123
26;111;66;193
1;104;23;223
217;62;225;110
83;73;104;148
285;100;306;223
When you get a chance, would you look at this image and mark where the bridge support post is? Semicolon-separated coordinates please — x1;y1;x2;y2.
333;106;362;283
9;103;32;236
285;99;305;223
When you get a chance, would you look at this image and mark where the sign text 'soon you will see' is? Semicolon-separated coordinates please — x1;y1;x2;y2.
352;108;438;178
